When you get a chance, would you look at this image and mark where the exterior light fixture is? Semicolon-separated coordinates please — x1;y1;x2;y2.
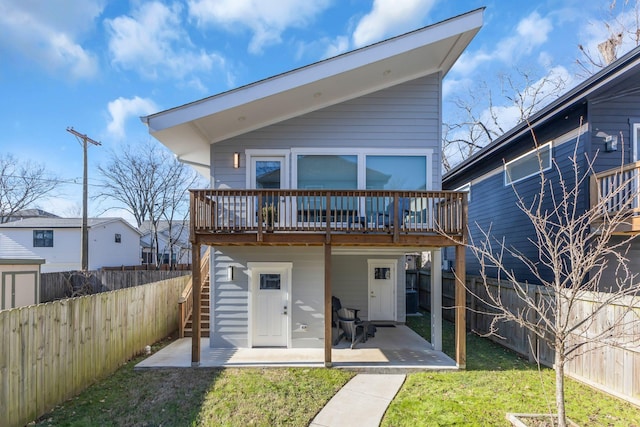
227;266;234;281
233;152;240;168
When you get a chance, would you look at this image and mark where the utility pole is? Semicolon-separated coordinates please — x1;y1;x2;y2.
66;127;101;271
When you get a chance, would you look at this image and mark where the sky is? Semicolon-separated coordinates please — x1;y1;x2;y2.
1;0;639;222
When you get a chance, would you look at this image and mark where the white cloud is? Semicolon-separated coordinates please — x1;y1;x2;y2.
450;12;553;76
352;0;436;47
106;96;158;140
0;0;102;78
187;0;331;54
322;36;350;59
106;1;226;82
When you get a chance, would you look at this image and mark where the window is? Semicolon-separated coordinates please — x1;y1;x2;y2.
33;230;53;247
504;142;552;185
297;155;357;189
259;273;281;290
633;123;640;162
365;156;426;190
115;233;121;243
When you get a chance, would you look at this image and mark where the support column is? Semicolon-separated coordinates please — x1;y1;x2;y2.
324;243;332;367
192;243;202;366
430;249;442;351
455;244;466;369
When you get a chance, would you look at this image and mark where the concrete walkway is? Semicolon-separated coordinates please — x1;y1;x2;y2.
310;374;406;427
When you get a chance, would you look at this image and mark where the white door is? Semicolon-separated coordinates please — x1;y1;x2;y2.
249;263;291;347
368;259;396;321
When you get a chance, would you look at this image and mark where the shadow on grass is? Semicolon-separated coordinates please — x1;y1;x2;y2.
35;335;353;427
406;309;540;372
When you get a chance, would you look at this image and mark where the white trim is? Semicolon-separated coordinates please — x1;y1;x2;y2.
504;141;553;186
462;125;586;188
367;258;397;321
246;152;291;189
633;123;640;162
247;262;292;348
454;182;471;202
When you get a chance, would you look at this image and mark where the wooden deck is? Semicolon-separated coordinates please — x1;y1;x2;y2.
590;162;640;234
187;189;468;369
189;189;467;247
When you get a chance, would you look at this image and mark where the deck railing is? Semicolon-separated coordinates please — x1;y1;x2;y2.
190;189;466;238
590;162;640;228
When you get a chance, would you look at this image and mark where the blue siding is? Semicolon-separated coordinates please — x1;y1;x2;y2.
464;134;586;284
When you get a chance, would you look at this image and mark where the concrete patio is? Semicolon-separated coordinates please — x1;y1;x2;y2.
135;324;457;372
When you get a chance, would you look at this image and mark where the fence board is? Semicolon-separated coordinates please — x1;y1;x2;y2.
1;275;188;427
410;269;640;406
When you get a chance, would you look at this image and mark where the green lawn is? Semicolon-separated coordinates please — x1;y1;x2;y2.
35;312;640;426
382;312;640;426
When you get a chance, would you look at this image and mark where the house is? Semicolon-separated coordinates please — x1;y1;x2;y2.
0;217;141;272
0;233;45;309
442;45;640;287
142;8;484;367
139;220;192;266
3;209;59;223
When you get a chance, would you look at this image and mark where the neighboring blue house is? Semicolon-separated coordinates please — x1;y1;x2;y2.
443;45;640;286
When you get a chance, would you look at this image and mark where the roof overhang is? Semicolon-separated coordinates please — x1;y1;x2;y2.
142;8;484;177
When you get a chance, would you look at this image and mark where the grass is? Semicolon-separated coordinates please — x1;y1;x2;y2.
35;336;353;426
35;314;640;426
382;312;640;426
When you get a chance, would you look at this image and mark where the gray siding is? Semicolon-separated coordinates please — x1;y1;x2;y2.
210;73;442;190
211;247;325;348
210;249;406;348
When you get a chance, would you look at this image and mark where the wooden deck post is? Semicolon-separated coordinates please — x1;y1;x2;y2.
455;244;466;369
324;243;332;367
192;243;202;366
430;249;442;351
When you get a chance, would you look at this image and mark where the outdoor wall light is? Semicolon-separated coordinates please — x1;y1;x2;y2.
233;152;240;168
227;266;234;281
605;135;618;152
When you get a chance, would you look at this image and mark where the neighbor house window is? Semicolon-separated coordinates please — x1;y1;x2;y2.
33;230;53;247
504;142;552;185
115;233;121;243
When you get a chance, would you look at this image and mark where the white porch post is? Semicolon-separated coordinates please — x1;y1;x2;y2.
430;249;442;351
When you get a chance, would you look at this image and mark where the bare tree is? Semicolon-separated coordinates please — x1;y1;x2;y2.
443;68;567;171
0;154;59;223
577;0;640;75
97;141;203;268
454;131;640;426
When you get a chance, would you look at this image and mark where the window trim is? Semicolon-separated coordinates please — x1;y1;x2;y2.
633;122;640;162
291;147;433;190
504;142;552;186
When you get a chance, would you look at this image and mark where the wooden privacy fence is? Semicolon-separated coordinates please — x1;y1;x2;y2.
40;269;190;302
410;270;640;406
0;275;188;427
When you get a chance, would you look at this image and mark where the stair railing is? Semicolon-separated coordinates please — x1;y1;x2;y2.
178;247;210;338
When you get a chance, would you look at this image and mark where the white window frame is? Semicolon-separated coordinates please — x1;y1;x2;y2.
290;147;433;191
633;123;640;162
504;142;552;186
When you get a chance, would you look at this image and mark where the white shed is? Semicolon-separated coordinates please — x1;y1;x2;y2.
0;233;45;310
